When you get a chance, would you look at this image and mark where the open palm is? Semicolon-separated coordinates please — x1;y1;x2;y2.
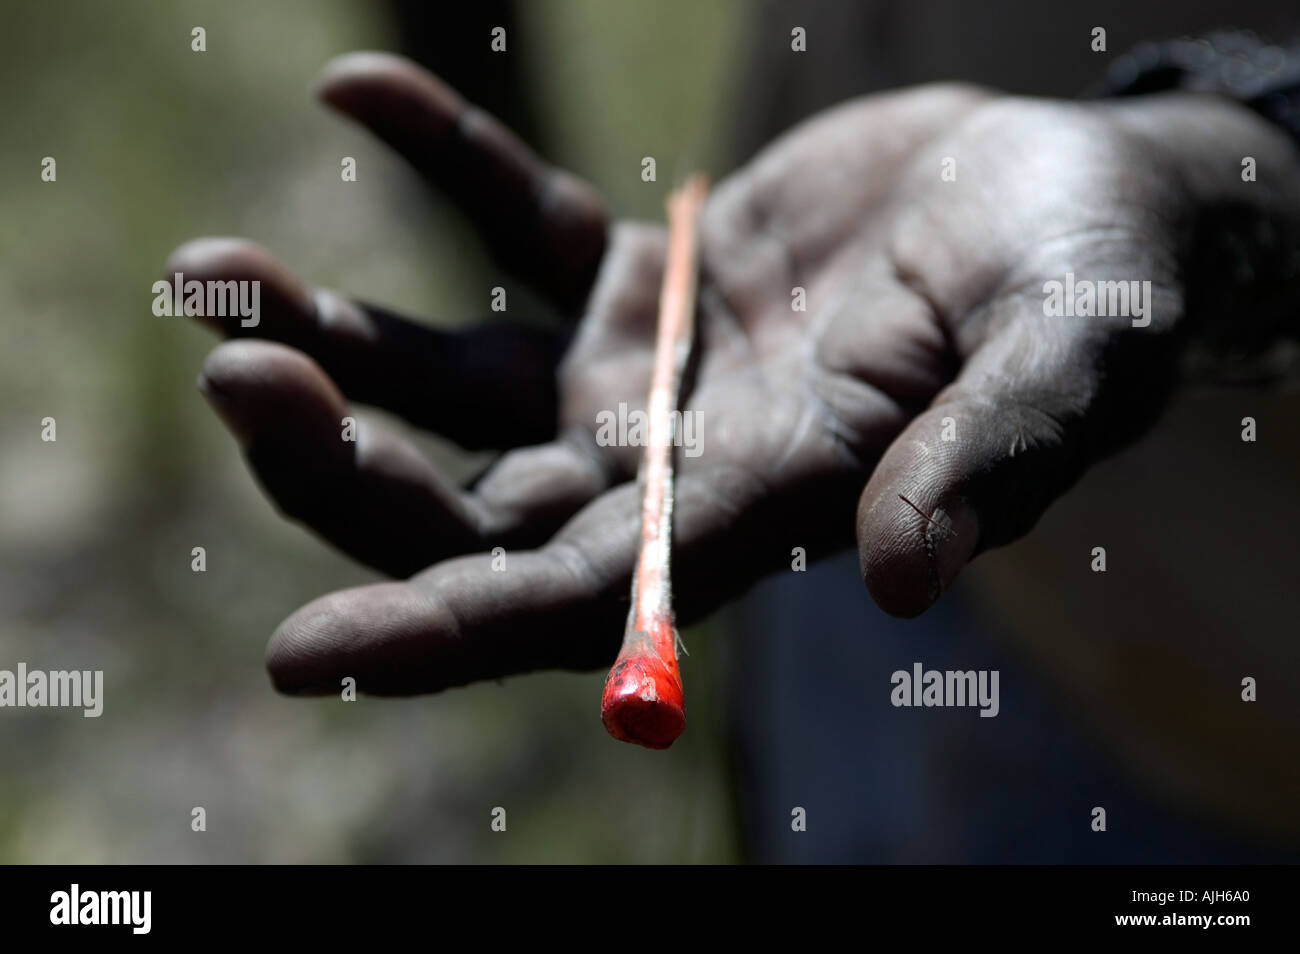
171;52;1300;696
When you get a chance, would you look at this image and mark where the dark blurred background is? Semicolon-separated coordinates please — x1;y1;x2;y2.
1;0;1297;862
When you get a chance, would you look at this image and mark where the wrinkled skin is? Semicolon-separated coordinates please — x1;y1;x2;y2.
169;52;1300;696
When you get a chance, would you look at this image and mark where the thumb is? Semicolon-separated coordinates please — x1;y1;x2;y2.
855;292;1178;617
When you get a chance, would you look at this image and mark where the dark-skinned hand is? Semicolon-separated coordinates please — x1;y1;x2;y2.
168;52;1300;696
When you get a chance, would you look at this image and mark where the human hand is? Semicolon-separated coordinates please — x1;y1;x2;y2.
170;53;1300;695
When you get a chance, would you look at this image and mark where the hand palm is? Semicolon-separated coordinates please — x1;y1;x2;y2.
174;52;1293;696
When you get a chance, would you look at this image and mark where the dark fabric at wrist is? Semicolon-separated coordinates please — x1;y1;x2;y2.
1092;30;1300;150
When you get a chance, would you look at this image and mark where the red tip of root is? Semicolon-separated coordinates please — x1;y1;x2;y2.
601;648;685;750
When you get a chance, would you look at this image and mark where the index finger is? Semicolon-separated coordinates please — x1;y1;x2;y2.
263;461;843;695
